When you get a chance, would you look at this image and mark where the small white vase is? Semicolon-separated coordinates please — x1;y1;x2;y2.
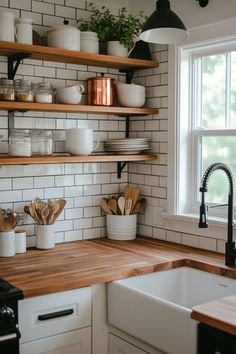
107;41;128;57
36;224;55;249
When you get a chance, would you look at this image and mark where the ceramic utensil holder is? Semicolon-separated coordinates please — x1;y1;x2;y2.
0;230;15;257
106;214;137;240
36;224;55;249
15;230;26;253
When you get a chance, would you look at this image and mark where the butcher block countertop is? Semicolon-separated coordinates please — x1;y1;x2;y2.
0;236;236;335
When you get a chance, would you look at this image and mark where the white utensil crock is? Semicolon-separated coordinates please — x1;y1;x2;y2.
15;18;33;44
65;128;99;155
36;224;55;249
106;214;137;240
0;11;15;42
0;230;15;257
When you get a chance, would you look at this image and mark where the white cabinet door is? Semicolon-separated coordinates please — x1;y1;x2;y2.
20;327;91;354
108;333;149;354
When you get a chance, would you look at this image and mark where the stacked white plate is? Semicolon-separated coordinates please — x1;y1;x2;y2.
104;138;150;154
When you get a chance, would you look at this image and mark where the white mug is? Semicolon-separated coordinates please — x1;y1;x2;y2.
65;128;99;156
0;11;15;42
15;18;33;44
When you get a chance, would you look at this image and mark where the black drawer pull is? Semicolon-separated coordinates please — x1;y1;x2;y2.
38;308;74;321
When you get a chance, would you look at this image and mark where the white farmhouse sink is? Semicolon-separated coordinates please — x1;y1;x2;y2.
107;267;236;354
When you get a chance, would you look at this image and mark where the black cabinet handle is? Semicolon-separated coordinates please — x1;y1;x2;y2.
38;308;74;321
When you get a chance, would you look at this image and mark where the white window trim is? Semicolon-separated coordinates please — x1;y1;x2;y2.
167;16;236;237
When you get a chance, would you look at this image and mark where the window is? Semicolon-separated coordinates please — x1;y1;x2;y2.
175;39;236;218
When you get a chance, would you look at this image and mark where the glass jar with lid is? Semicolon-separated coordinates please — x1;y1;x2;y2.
0;78;15;101
8;129;31;156
35;82;54;103
31;129;53;156
16;80;34;102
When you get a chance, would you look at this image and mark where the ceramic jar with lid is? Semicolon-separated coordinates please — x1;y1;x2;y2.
8;129;31;157
15;80;34;102
47;20;80;51
80;31;99;54
0;79;15;101
35;82;54;103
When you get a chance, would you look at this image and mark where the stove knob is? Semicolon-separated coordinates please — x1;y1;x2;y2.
0;305;15;329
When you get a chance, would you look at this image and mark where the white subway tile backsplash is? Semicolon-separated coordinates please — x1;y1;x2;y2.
10;0;31;10
33;0;54;14
65;207;83;219
74;217;92;229
65;230;83;242
0;178;12;191
34;176;54;188
0;190;22;203
13;177;33;190
23;189;44;201
56;4;75;18
83;228;101;240
166;230;181;244
44;187;64;199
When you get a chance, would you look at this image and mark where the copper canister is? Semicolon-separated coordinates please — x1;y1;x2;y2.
87;75;115;106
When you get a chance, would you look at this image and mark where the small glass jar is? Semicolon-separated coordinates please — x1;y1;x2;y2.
9;129;31;157
0;79;15;101
31;129;53;156
16;80;34;102
35;82;54;103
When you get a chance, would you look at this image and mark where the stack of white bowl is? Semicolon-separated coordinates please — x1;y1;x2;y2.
116;83;145;107
56;84;84;104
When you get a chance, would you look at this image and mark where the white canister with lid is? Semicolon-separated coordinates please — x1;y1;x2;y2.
47;20;80;51
80;31;99;54
0;11;15;42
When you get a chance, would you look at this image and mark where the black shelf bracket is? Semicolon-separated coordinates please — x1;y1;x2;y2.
117;161;127;179
8;53;31;80
116;70;134;178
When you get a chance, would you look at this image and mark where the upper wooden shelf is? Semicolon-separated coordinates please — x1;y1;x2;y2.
0;153;157;165
0;41;159;71
0;101;158;116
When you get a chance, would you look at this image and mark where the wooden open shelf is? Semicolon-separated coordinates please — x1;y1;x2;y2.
0;40;159;71
0;153;157;165
0;101;159;116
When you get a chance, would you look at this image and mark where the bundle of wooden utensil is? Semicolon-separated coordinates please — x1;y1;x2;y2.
0;208;24;231
24;197;66;225
100;186;146;215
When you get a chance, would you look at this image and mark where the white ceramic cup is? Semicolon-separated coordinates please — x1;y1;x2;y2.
15;18;33;44
15;230;26;253
0;230;15;257
65;128;99;155
0;11;15;42
36;224;55;249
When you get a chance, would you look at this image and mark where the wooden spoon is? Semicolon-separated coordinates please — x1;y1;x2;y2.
41;205;50;225
100;199;112;215
108;198;117;215
52;199;66;224
118;196;125;215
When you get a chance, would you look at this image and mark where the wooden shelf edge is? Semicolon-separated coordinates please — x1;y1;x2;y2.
0;101;159;116
0;153;158;165
0;41;159;70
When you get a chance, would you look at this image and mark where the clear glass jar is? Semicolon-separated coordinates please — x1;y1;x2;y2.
0;79;15;101
31;129;53;155
16;80;34;102
9;129;31;156
35;82;54;103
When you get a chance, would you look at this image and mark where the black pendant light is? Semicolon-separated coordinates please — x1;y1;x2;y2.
139;0;189;44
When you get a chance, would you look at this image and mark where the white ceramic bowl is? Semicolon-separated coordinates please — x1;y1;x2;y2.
57;92;82;104
116;83;145;107
57;84;84;95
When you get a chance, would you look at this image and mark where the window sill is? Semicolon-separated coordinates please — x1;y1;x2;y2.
163;213;231;241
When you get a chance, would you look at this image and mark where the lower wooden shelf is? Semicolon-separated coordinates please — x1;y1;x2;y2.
0;153;157;165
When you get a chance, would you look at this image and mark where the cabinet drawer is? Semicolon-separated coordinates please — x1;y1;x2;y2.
20;327;91;354
19;287;91;343
109;333;149;354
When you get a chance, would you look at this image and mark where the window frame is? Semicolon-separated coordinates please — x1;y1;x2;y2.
167;18;236;236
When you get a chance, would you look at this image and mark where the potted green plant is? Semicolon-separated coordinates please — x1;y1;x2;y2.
77;4;146;56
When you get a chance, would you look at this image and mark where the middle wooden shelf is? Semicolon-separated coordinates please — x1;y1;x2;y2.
0;101;159;116
0;153;157;165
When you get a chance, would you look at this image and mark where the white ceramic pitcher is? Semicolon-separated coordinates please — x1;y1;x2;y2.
0;11;15;42
15;18;33;44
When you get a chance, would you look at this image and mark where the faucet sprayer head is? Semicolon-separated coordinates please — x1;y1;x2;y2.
199;203;208;228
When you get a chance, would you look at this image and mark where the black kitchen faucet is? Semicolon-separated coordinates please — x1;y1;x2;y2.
199;162;236;266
